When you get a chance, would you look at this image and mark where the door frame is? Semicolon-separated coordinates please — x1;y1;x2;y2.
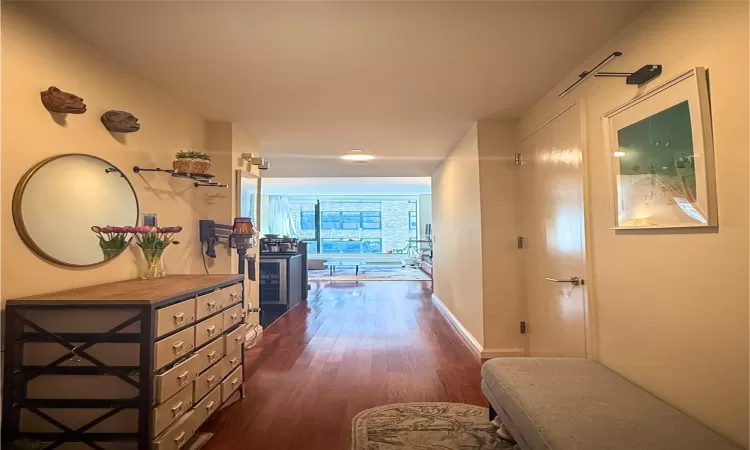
519;100;598;359
235;169;262;331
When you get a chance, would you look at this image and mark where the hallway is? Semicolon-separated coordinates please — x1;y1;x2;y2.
202;281;485;450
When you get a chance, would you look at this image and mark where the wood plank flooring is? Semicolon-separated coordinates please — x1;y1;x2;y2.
201;280;485;450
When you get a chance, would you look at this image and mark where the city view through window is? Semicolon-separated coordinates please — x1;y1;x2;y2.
287;196;418;254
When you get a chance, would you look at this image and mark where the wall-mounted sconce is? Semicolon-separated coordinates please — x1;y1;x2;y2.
241;153;269;169
558;51;662;97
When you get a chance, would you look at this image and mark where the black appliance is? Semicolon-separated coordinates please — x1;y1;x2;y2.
259;237;308;327
260;236;299;254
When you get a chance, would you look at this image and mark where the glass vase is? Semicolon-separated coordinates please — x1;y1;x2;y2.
101;247;121;261
140;248;165;280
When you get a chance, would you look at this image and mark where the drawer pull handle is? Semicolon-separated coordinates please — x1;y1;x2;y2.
235;336;243;343
174;431;187;448
205;400;215;411
230;357;238;366
207;350;218;361
177;371;190;385
207;301;217;310
207;325;217;336
206;375;217;385
231;292;238;298
231;313;239;322
231;377;239;386
171;401;184;416
173;341;184;354
173;312;186;324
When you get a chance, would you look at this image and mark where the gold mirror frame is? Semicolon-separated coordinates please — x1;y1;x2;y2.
12;153;140;268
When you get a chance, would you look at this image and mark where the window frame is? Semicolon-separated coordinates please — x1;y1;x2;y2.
408;211;417;230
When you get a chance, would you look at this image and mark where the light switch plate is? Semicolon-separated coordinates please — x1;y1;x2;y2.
143;213;158;227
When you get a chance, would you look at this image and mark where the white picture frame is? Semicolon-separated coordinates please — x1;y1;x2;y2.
603;67;717;229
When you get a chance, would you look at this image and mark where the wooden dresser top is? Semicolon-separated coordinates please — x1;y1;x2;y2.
7;274;244;305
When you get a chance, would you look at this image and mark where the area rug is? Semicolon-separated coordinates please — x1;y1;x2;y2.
309;267;431;282
352;402;513;450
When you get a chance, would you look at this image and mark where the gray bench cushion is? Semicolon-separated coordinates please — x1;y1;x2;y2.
481;358;741;450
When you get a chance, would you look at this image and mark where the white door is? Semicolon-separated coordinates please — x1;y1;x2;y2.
519;104;588;357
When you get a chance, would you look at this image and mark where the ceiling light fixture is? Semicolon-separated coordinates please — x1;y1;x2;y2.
342;149;375;162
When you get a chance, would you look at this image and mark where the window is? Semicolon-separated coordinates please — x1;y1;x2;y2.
341;212;361;230
319;211;381;230
300;211;316;231
361;211;381;230
321;211;342;230
409;211;417;230
301;239;318;253
285;196;421;255
321;239;382;254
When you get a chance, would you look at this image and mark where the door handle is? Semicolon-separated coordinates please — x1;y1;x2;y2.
544;276;583;286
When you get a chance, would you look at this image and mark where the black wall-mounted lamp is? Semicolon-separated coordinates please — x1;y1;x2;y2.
559;51;662;97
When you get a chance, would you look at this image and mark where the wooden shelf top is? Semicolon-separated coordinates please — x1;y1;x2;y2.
8;274;244;305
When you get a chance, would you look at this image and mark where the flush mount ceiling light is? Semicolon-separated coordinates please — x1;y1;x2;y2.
341;149;375;162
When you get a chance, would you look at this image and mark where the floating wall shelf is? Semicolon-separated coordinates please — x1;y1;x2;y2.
132;166;228;188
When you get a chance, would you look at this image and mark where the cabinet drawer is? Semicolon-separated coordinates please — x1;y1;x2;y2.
23;342;138;367
195;284;242;319
194;362;222;402
153;411;196;450
224;324;246;355
155;299;196;338
154;327;195;370
193;386;221;428
153;384;193;437
155;355;201;404
221;366;243;403
220;350;242;379
194;337;224;375
222;304;243;330
194;314;224;348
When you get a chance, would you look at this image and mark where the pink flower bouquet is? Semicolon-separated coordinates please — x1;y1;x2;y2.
91;225;130;260
133;226;183;279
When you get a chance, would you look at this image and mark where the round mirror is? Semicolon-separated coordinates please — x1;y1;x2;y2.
13;154;139;267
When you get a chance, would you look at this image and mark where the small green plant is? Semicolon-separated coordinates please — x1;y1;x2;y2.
175;150;211;161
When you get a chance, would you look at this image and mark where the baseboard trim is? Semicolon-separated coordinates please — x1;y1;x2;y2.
481;348;525;359
431;293;483;358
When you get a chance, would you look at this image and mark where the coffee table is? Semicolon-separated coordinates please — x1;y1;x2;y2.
324;260;364;275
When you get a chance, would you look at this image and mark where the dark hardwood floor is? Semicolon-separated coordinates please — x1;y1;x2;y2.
202;280;485;450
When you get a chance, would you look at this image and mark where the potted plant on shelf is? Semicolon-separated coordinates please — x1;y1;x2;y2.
173;150;211;174
91;225;130;260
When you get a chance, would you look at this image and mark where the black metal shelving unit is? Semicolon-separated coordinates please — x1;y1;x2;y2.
2;303;152;450
132;166;228;188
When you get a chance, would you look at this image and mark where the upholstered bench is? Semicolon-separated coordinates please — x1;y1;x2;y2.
481;358;741;450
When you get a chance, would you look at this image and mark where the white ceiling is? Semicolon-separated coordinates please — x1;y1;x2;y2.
30;1;647;177
263;177;431;196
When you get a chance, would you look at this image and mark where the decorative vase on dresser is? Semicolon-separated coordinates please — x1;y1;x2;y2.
1;274;247;450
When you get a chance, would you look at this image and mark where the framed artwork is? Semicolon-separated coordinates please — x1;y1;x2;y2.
603;67;717;229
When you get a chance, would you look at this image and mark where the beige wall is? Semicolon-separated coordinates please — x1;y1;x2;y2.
1;3;208;299
1;4;262;311
202;121;235;274
519;1;749;445
476;119;526;355
431;124;485;346
178;123;263;326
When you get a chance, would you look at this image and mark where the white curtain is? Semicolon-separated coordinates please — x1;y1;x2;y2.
261;195;299;237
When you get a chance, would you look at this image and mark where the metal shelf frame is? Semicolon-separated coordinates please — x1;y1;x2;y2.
2;303;155;450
